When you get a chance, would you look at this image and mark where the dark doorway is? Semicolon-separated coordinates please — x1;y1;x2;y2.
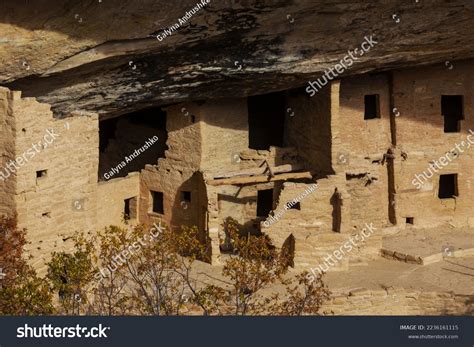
364;94;380;120
124;198;131;218
151;191;164;214
257;189;274;217
248;92;285;150
99;107;168;180
441;95;463;133
124;196;138;220
438;174;458;199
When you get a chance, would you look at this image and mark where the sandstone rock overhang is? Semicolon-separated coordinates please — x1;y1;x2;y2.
1;0;474;118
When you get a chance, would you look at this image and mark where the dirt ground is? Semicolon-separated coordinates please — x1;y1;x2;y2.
324;256;474;295
382;225;474;258
193;226;474;297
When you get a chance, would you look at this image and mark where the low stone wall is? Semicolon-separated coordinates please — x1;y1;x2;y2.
381;247;474;265
322;287;473;315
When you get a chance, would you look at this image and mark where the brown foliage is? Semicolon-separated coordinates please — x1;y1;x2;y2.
194;217;330;315
42;219;330;316
0;216;54;315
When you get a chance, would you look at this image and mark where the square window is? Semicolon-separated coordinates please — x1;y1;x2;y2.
151;191;164;214
36;170;47;178
441;95;463;133
364;94;380;120
438;174;458;199
257;189;273;217
405;217;414;225
286;201;301;210
180;191;191;203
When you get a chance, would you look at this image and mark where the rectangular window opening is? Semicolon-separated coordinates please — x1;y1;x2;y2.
438;174;458;199
36;170;47;178
364;94;380;120
286;201;301;210
257;189;274;217
441;95;463;133
180;191;191;203
405;217;414;225
151;191;164;214
124;196;138;220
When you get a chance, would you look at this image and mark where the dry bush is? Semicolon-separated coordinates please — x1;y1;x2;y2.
43;219;330;316
0;216;53;315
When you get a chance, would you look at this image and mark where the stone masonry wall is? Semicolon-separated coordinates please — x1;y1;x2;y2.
199;98;249;174
337;75;392;230
344;164;391;231
207;181;278;261
201;98;273;262
338;74;392;157
139;103;203;230
0;88;18;218
261;176;382;270
285;87;333;176
8;92;99;273
323;287;473;315
392;61;474;228
6;60;474;273
96;173;140;230
139;99;250;262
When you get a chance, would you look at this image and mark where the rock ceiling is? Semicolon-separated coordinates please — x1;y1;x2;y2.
1;0;473;117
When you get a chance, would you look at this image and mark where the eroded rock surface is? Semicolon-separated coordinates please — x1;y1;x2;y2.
1;0;473;117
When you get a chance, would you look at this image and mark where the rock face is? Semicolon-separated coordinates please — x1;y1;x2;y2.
1;0;474;117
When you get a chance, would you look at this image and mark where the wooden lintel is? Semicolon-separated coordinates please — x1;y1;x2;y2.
213;164;303;180
207;171;312;186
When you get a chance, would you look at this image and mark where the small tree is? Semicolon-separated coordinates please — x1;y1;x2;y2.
196;217;330;315
268;271;330;315
87;224;208;315
0;216;53;315
121;224;210;315
46;233;94;315
43;219;330;316
88;226;133;316
0;216;25;284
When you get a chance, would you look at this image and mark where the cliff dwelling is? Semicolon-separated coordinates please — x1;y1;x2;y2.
2;62;474;271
